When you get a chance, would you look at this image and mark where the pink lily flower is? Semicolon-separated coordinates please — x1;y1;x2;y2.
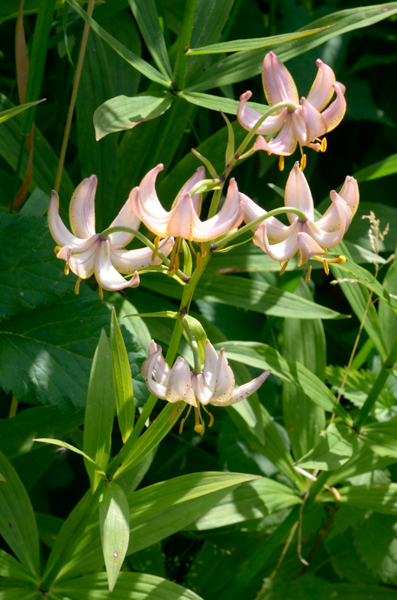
237;51;346;157
48;175;174;293
129;165;244;242
241;162;359;274
142;339;271;434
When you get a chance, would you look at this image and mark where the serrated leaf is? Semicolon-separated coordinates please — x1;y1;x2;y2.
321;483;397;516
111;309;134;443
296;423;358;471
32;439;106;476
94;93;173;140
360;417;397;458
0;449;40;576
327;440;397;487
0;214;74;321
84;330;116;490
99;484;130;593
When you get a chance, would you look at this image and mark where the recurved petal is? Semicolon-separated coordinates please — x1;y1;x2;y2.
165;357;197;406
307;192;347;247
285;162;314;221
109;198;141;248
110;237;174;274
339;176;359;217
69;175;97;239
256;219;300;261
49;191;86;248
241;193;290;243
220;369;271;406
191;373;213;405
262;52;299;106
296;231;325;266
307;59;336;112
254;115;298;156
208;349;235;405
291;108;307;145
202;340;220;393
321;82;346;133
134;164;169;219
177;166;205;214
166;194;195;239
141;344;168;399
237;91;288;134
301;98;327;143
67;242;99;279
94;240;140;291
194;178;244;242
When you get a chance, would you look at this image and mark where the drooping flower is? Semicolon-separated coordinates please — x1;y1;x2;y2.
237;51;346;160
241;162;359;277
48;175;174;294
142;339;271;434
129;165;245;243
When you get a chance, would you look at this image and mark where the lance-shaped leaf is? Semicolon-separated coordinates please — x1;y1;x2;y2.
94;93;173;140
66;0;170;86
0;99;44;124
179;91;268;115
296;423;359;471
33;439;107;478
359;416;397;458
0;549;37;585
0;449;40;576
56;571;205;600
111;309;134;443
99;483;130;593
128;0;172;79
327;439;396;487
84;330;116;491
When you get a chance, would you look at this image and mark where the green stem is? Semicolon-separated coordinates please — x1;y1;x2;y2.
99;226;189;283
107;245;211;480
181;313;202;373
355;336;397;431
173;0;200;88
212;206;308;251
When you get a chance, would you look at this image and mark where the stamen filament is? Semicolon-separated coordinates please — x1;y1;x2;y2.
305;265;312;283
74;277;82;295
279;156;285;172
64;262;70;276
202;404;214;428
98;285;104;300
279;260;289;276
151;235;161;261
193;405;205;436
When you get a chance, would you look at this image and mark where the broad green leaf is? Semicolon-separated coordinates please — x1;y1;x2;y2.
0;449;40;576
76;34;119;232
0;286;113;411
179;91;269;115
190;477;301;530
282;280;326;460
20;0;56;135
215;341;350;420
0;472;5;482
20;187;50;217
263;575;397;600
321;483;397;516
354;512;397;585
327;440;397;487
33;439;106;476
56;571;204;600
66;0;170;86
0;406;83;459
0;589;41;600
128;0;172;79
360;417;397;458
141;273;345;319
354;152;397;183
84;330;116;490
0;94;74;219
94;93;173;140
0;99;44;124
296;423;358;471
0;550;37;585
53;472;260;580
0;215;74;321
110;309;134;443
187;26;326;54
116;450;156;497
99;484;130;593
185;2;397;91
